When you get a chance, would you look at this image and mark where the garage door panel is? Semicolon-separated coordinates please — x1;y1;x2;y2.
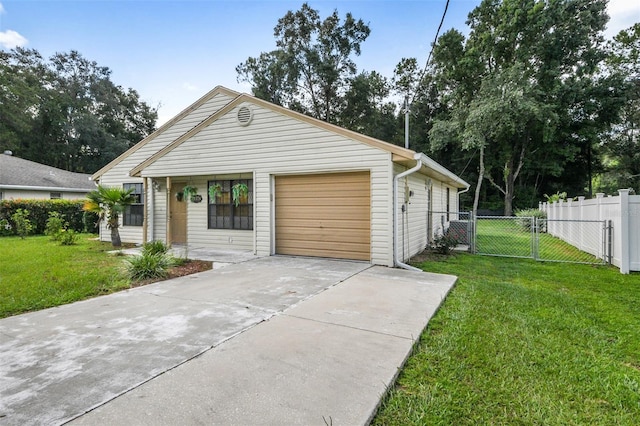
275;218;370;230
275;206;370;220
275;172;370;261
277;227;370;243
277;189;365;199
277;240;370;254
276;173;369;186
275;196;370;207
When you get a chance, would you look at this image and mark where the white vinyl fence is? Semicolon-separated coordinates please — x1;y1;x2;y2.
540;189;640;274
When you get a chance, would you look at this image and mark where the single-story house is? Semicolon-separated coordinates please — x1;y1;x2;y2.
0;151;96;200
93;86;469;267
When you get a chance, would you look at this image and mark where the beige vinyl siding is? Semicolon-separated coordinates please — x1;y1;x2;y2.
151;179;167;243
97;92;235;243
175;175;254;251
393;165;431;262
405;173;430;260
141;104;393;265
429;181;459;239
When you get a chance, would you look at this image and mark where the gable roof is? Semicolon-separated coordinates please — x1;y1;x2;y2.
130;91;416;177
91;85;240;180
0;153;95;192
129;89;469;189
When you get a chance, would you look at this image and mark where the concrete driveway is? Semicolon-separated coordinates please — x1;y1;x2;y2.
0;256;457;425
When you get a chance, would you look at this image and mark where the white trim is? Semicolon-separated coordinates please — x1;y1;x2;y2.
0;184;95;193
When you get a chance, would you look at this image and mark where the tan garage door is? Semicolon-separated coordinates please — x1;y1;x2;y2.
275;171;371;261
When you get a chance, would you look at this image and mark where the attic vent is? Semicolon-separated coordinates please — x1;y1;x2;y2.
236;106;253;126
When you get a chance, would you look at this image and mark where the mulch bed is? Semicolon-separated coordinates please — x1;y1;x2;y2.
130;259;213;288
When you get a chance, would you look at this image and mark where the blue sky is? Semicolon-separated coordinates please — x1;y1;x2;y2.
1;0;638;125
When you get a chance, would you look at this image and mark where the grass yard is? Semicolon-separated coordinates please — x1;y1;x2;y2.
373;253;640;425
476;218;604;263
0;235;129;318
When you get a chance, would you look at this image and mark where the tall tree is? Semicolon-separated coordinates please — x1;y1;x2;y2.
340;71;397;141
427;0;621;214
596;23;640;193
0;49;157;173
237;2;370;123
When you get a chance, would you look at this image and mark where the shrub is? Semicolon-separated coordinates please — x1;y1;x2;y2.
11;209;33;239
126;252;171;281
58;229;79;246
430;231;460;255
82;210;99;233
0;219;12;236
0;199;99;235
45;212;67;241
515;208;547;231
141;240;169;256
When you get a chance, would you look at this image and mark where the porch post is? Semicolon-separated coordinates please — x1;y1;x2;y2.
166;176;172;246
142;177;148;243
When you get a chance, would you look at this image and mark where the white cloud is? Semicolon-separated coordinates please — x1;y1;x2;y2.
0;29;28;49
605;0;640;39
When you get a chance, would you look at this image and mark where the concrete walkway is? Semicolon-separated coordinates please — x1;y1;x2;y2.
0;256;457;426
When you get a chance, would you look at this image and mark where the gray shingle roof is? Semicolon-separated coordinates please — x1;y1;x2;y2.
0;153;96;191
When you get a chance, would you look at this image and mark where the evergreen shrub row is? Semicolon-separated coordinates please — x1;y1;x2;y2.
0;199;99;235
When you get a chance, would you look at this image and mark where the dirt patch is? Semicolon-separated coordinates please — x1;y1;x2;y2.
167;260;213;278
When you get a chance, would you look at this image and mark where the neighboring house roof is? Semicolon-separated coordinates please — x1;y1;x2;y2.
91;86;240;180
0;153;96;192
127;89;469;189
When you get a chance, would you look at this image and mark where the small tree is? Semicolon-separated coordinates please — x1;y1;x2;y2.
11;209;33;239
83;185;135;247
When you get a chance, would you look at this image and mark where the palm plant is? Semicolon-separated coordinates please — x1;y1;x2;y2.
83;185;135;247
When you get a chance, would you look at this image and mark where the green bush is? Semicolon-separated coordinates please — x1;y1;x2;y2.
11;209;33;239
0;219;12;236
82;210;99;233
0;199;98;235
126;252;171;281
58;229;79;245
45;212;67;241
141;240;169;256
515;208;547;231
430;232;460;255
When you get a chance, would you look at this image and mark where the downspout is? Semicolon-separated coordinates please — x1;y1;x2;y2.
457;186;470;211
393;153;423;272
148;178;155;242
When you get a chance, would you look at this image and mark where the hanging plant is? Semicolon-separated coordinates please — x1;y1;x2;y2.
175;191;184;202
182;185;198;202
208;183;223;202
231;183;249;207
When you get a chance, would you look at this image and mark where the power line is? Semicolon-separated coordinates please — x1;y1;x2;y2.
411;0;451;105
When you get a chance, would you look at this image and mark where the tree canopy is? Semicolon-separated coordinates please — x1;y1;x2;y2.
0;49;157;173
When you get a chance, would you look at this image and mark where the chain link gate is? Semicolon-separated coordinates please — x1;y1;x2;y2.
470;215;610;265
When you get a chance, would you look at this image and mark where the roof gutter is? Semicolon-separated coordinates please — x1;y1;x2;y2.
0;184;96;193
417;153;470;189
393;153;423;272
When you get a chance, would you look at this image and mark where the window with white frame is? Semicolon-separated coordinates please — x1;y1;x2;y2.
123;183;144;226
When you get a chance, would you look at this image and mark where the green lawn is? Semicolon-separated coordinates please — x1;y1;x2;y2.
0;235;129;318
475;218;534;257
373;254;640;425
476;218;604;263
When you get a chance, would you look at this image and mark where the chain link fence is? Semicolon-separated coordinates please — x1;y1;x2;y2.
538;219;609;264
432;213;610;265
